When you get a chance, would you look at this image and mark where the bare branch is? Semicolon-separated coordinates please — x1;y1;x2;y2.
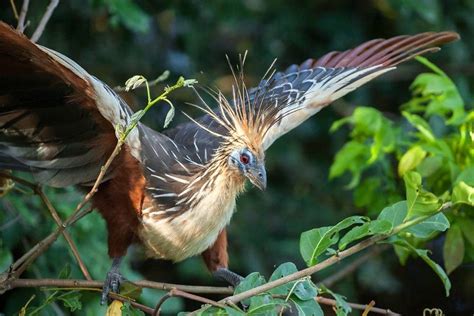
6;278;233;295
318;244;389;288
10;0;19;20
0;172;92;281
154;288;226;316
16;0;30;32
4;140;124;281
30;0;59;43
316;297;400;316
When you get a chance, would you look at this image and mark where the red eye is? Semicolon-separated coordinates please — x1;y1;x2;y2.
240;153;250;165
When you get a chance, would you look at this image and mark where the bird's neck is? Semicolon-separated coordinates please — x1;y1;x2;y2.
203;156;246;197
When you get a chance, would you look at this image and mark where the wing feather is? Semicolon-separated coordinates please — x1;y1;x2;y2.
256;32;460;149
0;22;136;186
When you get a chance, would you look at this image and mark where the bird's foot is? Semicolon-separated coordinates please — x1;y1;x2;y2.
212;267;244;288
101;257;124;305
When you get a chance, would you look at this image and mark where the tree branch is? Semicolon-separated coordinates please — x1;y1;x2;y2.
0;171;92;280
318;244;389;288
154;288;226;316
16;0;29;32
8;278;233;295
0;172;92;281
30;0;59;43
4;139;124;283
316;297;400;316
220;202;452;305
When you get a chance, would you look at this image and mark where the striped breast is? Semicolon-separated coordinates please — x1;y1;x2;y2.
138;168;245;262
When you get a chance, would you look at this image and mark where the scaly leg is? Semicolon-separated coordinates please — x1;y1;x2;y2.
101;257;124;305
202;228;244;287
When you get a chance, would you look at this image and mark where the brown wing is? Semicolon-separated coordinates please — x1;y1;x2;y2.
252;32;460;149
0;22;135;186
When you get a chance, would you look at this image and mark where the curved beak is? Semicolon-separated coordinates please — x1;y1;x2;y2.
245;164;267;191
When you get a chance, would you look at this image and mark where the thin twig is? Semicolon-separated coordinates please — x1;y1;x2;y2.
38;286;154;315
153;292;173;316
316;297;400;316
108;294;155;315
16;0;29;32
220;202;452;305
318;244;389;288
5;140;124;281
36;189;92;280
7;278;233;295
30;0;59;43
10;0;19;19
154;288;226;316
363;300;376;316
114;71;170;92
0;172;92;281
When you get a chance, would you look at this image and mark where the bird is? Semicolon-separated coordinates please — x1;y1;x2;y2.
0;21;459;303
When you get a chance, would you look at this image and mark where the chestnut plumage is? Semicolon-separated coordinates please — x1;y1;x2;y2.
0;21;459;300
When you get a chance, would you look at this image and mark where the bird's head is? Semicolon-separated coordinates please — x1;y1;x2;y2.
227;144;266;191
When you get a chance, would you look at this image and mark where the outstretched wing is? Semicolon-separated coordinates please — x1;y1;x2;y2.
0;22;140;186
251;32;459;149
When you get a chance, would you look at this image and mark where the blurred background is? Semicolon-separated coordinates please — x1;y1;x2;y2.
0;0;473;314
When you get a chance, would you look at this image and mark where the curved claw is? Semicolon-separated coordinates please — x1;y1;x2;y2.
100;270;124;305
212;268;244;287
100;257;124;305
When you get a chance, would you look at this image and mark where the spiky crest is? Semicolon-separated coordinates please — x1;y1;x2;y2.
185;52;299;162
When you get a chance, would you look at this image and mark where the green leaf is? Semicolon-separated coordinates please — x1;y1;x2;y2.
406;59;466;125
163;105;175;128
0;246;13;272
197;306;229;316
415;57;448;77
58;264;71;279
120;282;142;300
319;286;351;315
443;224;465;274
402;112;435;142
329;141;369;188
300;216;368;266
458;218;474;246
290;297;324;316
329;117;351;133
338;220;392;250
248;294;286;315
130;109;144;123
105;0;151;33
392;238;451;296
404;171;440;219
454;167;474;186
417;156;443;178
406;213;450;238
398;146;427;176
377;201;408;228
234;272;266;306
269;263;317;300
452;181;474;206
57;291;82;312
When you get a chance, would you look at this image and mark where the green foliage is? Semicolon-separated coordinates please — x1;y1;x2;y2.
93;0;151;33
300;216;368;265
391;237;451;296
319;285;351;316
2;1;474;313
200;263;322;315
326;58;474;301
121;301;145;316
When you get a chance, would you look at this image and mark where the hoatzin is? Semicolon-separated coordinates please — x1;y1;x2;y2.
0;21;459;302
